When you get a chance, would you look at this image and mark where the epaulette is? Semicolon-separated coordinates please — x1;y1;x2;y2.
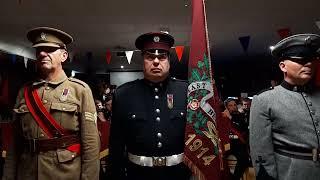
256;86;274;95
116;79;140;91
171;77;187;83
68;77;87;88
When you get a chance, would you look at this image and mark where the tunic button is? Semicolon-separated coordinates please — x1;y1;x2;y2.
40;134;45;137
317;130;320;134
154;88;159;93
43;100;48;104
156;117;160;122
45;87;50;90
155;95;159;99
62;107;66;110
155;109;160;113
303;93;307;97
310;111;315;115
71;154;75;158
157;142;162;148
157;133;162;138
180;112;184;116
308;102;312;106
132;114;136;119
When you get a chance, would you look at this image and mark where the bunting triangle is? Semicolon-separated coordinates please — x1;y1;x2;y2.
106;50;112;64
24;57;28;68
125;51;134;64
316;21;320;30
277;28;291;39
175;46;184;62
239;36;250;52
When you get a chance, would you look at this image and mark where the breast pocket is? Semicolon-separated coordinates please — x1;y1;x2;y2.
127;112;148;141
170;109;186;121
169;109;187;136
50;102;79;131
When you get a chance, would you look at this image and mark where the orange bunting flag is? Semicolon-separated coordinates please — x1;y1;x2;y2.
184;0;228;179
175;46;185;62
106;50;112;64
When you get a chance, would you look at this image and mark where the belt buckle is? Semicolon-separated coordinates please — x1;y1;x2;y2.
152;157;166;166
312;148;318;162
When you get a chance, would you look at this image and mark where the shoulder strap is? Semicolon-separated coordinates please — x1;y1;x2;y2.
24;85;69;138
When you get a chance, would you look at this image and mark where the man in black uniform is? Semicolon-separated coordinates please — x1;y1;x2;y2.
109;32;191;180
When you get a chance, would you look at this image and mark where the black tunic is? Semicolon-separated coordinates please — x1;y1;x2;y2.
109;77;191;180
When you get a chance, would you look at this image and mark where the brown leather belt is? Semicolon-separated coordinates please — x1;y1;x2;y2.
24;134;80;153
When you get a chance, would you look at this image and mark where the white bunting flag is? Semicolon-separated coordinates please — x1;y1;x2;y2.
24;57;28;68
316;21;320;30
125;51;134;64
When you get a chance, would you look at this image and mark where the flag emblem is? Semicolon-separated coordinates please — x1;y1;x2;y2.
189;99;200;110
167;94;174;109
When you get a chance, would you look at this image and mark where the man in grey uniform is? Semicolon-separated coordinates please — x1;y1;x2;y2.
250;34;320;180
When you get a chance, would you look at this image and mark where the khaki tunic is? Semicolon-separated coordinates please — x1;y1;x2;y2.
3;72;100;180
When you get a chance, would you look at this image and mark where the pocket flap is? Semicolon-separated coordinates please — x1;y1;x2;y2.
170;109;186;119
51;102;78;112
128;112;146;121
56;149;78;163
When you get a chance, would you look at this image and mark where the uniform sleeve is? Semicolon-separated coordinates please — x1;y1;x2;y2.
249;95;277;180
80;86;100;180
109;91;126;180
2;88;24;180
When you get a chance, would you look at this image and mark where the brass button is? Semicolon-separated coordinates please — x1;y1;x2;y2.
308;102;312;106
156;117;160;122
157;142;162;148
62;107;66;110
71;154;75;158
45;87;50;90
155;109;160;113
154;88;159;93
132;114;136;119
43;100;48;104
157;133;162;138
180;112;184;116
155;95;159;99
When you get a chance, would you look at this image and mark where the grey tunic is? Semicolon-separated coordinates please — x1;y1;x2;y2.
250;82;320;180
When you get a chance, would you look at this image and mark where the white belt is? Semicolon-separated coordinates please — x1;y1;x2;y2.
128;152;184;167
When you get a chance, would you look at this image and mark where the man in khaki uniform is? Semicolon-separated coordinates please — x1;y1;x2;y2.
3;27;100;180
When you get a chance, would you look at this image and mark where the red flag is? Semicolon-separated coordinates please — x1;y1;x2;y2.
184;0;228;179
277;28;291;39
175;46;185;62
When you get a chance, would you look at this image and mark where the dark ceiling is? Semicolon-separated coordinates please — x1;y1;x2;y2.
0;0;319;96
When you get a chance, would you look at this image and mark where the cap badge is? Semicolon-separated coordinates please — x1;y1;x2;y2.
40;32;47;40
167;94;174;109
60;88;70;102
305;36;312;45
154;36;160;42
